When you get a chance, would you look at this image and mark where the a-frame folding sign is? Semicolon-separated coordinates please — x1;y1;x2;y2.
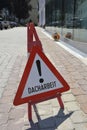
27;22;42;53
13;46;70;120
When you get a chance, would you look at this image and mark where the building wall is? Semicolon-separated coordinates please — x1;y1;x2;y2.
44;0;87;42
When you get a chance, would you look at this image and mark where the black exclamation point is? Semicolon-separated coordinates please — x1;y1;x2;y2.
36;60;44;83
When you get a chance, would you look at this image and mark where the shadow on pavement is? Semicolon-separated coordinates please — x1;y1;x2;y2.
26;105;73;130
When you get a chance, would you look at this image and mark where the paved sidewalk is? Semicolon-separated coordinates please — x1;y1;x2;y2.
0;27;27;98
0;27;87;130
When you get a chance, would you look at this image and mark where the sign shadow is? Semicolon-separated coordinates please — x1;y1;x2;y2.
26;104;73;130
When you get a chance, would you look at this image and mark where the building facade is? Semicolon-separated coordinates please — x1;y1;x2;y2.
39;0;87;42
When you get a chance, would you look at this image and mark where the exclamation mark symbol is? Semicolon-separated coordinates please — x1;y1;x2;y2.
36;60;44;83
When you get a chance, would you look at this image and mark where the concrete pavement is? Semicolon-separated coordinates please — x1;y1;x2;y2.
0;27;27;98
0;27;87;130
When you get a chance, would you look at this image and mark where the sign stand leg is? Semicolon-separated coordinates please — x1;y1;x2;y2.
28;103;32;121
57;94;64;109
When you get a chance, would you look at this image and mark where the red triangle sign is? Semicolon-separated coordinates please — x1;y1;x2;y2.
13;46;70;106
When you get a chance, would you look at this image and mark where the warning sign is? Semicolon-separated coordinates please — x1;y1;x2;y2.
22;54;63;98
13;46;70;105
